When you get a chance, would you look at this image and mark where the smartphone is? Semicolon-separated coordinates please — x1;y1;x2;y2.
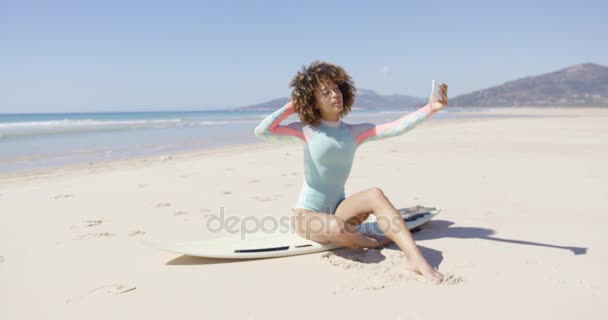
431;80;444;100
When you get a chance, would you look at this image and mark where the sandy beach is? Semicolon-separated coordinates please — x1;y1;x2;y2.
1;107;606;319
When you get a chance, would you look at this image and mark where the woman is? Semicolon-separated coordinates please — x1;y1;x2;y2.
254;61;448;282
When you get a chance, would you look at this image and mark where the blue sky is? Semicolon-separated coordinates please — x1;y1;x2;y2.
1;0;607;113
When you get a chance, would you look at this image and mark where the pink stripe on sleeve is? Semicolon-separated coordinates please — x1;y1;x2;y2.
271;126;307;141
267;103;295;131
355;104;434;145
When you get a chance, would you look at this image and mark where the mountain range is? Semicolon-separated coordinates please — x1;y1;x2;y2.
237;63;608;109
237;89;425;111
449;63;608;107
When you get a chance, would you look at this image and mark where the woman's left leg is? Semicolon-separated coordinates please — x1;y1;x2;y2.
334;187;444;282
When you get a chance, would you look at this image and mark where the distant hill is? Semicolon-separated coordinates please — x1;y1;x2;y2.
236;88;425;111
449;63;608;107
234;63;608;110
352;89;426;109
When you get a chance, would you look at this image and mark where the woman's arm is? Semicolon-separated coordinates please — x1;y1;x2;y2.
354;104;436;146
254;102;306;142
354;82;448;145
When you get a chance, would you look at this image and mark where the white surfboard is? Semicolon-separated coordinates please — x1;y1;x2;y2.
144;206;440;259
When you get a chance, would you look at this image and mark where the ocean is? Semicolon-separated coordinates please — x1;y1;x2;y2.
0;107;484;173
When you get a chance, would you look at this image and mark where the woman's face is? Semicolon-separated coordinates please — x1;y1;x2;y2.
314;80;343;117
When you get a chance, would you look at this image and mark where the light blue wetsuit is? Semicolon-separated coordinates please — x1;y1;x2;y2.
254;103;436;214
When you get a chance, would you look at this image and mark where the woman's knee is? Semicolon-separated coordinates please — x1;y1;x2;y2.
366;187;387;206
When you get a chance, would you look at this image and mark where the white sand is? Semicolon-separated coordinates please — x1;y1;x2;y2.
1;107;607;319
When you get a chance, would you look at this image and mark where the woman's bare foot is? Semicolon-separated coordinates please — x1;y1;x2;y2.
404;258;444;283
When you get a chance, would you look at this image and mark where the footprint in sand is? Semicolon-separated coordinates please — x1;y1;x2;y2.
84;220;103;227
173;211;187;216
54;194;73;199
253;194;284;202
199;209;214;220
0;256;4;263
70;220;104;229
105;284;136;294
223;191;232;195
201;208;215;220
155;202;171;208
74;233;114;240
66;284;136;303
129;230;146;236
437;273;464;285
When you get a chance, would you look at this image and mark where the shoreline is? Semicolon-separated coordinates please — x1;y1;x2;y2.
1;107;590;181
0;140;274;181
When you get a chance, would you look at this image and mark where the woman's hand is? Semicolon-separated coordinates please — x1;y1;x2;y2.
429;83;448;111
